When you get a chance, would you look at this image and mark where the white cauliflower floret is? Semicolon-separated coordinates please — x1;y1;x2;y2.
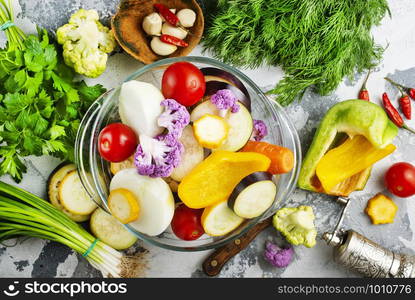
57;9;116;78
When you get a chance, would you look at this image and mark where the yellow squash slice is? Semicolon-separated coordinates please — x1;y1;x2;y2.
108;188;140;224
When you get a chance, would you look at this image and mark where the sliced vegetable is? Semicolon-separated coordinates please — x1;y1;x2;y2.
171;204;204;241
201;67;250;101
56;9;116;78
170;125;204;182
162;62;206;107
110;155;135;175
59;170;98;215
47;163;90;222
241;141;294;174
273;206;317;248
108;188;140;224
316;135;396;192
90;208;138;250
204;82;250;111
191;101;253;152
201;200;244;236
365;193;398;225
228;172;276;219
110;168;174;236
193;114;229;149
119;81;164;137
384;162;415;198
178;151;271;209
98;123;138;163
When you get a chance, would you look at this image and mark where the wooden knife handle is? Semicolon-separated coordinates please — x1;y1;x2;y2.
202;217;272;276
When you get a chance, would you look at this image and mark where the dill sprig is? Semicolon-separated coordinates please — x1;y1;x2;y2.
203;0;390;105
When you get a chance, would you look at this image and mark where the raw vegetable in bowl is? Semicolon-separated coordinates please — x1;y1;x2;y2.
96;61;296;241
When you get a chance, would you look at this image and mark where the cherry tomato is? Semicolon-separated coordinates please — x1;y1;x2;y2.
171;204;204;241
385;162;415;198
98;123;138;162
162;62;206;107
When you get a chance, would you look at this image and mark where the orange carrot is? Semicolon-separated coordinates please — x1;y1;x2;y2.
241;141;294;174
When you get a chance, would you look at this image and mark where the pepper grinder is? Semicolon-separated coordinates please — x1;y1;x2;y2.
323;197;415;278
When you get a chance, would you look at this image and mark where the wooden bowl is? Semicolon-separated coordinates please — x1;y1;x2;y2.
112;0;204;64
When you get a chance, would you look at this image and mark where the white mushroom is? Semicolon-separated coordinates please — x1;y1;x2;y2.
177;9;196;28
142;12;162;36
150;37;177;56
161;23;187;40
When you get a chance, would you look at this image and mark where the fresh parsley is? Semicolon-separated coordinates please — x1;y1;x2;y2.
0;4;106;182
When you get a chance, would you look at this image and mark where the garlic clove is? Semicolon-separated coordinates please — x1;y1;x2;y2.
150;37;177;56
161;23;187;40
177;9;196;28
142;12;162;36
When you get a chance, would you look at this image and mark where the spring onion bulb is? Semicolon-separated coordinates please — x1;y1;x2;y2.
0;181;138;278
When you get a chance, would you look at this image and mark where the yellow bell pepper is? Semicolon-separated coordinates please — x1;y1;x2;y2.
178;151;271;209
316;135;396;192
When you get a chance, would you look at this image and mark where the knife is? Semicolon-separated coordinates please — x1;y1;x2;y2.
202;217;272;276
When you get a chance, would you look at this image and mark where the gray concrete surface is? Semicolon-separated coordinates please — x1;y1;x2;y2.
0;0;414;278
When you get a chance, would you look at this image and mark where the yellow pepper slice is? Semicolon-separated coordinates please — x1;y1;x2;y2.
178;151;271;209
365;193;397;225
316;135;396;192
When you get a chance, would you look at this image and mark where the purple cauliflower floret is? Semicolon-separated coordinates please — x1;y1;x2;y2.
158;99;190;138
251;119;268;141
134;133;184;178
264;241;294;268
210;89;240;115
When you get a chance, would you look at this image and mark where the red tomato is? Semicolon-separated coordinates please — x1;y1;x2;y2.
385;162;415;198
98;123;138;162
161;62;206;106
171;204;204;241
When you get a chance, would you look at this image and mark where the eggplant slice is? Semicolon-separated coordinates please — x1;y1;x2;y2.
228;172;277;219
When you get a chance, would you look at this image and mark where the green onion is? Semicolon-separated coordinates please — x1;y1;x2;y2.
0;180;136;278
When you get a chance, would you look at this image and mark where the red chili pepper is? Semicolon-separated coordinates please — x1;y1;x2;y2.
385;77;415;101
160;34;188;47
399;95;411;120
382;92;415;134
358;70;370;101
382;92;403;127
409;88;415;100
154;4;180;26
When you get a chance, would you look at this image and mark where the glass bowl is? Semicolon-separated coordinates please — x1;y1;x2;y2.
75;56;301;251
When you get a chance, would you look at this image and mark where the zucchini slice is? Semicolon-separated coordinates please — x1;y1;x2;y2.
228;172;277;219
201;200;244;236
47;163;90;222
90;208;137;250
59;170;97;215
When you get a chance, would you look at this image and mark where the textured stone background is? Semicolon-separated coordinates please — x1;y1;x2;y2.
0;0;414;278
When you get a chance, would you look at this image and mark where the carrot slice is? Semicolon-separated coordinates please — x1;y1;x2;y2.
241;141;294;174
